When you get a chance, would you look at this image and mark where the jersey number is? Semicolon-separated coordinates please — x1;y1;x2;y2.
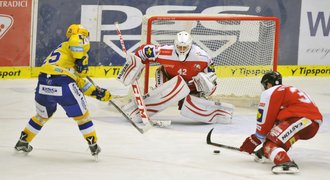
48;51;61;64
178;68;187;75
289;87;313;104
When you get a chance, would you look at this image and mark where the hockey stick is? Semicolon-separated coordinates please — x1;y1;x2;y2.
114;22;171;128
86;76;151;134
108;100;151;134
206;128;241;151
207;128;265;161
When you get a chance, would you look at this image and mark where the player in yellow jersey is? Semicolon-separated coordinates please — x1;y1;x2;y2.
14;24;110;158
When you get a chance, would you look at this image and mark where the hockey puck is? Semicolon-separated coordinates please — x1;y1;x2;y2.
213;150;220;154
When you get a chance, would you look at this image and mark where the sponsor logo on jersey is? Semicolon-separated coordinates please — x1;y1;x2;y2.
54;68;63;73
39;84;62;96
160;49;172;56
70;46;84;52
259;102;265;107
0;14;14;39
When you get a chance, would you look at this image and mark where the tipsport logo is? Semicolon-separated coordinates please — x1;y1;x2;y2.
0;14;14;39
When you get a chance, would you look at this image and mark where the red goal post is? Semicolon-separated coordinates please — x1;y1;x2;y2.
140;14;280;107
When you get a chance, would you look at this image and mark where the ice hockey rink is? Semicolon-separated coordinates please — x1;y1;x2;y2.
0;77;329;180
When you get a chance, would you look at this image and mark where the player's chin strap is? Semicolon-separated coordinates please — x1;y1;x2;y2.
180;95;234;124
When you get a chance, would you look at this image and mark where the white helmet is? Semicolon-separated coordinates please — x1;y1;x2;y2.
174;31;192;61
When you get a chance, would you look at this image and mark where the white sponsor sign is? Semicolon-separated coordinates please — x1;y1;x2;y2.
80;5;251;58
299;0;330;65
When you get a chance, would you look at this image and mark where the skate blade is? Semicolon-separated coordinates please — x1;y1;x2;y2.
272;167;299;174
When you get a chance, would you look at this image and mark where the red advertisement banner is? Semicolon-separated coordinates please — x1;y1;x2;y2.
0;0;32;66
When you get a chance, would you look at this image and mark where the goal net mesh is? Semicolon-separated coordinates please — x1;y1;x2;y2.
138;14;279;107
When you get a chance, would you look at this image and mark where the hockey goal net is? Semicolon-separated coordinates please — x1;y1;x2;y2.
139;14;279;107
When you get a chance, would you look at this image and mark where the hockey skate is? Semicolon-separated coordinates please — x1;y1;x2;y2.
86;136;101;160
89;143;101;156
272;161;299;174
14;131;33;153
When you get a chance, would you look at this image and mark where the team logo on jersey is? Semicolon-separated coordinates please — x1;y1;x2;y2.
256;109;263;123
194;64;201;71
0;14;14;39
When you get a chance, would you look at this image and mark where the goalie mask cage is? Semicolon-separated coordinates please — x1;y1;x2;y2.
140;14;279;107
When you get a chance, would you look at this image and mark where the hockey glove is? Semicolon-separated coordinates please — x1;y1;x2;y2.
240;134;262;154
91;86;111;102
75;56;88;74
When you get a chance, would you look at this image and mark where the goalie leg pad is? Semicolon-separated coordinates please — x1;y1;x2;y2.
122;75;190;121
117;53;144;86
180;95;234;124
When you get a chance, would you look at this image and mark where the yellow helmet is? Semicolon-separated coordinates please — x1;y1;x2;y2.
66;24;89;39
69;34;90;58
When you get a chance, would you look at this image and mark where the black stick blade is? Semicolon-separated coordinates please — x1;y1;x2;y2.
206;128;214;144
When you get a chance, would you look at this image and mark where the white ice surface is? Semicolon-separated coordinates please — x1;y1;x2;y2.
0;77;329;180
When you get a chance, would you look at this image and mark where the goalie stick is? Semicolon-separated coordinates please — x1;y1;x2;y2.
86;76;151;134
114;22;171;128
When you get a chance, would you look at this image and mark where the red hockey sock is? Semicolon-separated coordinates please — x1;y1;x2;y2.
264;141;291;165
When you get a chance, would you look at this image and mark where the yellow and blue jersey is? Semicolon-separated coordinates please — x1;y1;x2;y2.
40;34;90;79
38;34;97;96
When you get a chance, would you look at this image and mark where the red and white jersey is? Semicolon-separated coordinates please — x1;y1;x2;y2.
137;44;213;82
256;85;323;137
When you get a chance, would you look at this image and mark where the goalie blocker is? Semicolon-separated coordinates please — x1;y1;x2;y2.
122;75;234;124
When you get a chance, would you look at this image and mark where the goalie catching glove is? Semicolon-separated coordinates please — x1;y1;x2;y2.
192;72;217;96
117;53;145;86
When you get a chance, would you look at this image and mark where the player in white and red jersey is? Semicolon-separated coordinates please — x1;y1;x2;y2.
136;31;214;95
118;31;234;124
240;71;323;174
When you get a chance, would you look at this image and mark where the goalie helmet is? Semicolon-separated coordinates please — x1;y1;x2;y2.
261;71;282;90
174;31;192;61
66;24;90;39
